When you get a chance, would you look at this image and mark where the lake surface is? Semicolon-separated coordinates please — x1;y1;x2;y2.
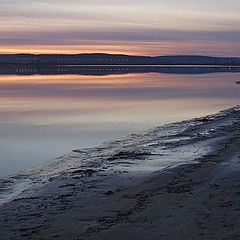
0;67;240;176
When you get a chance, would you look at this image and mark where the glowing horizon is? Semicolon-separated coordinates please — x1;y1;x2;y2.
1;0;240;56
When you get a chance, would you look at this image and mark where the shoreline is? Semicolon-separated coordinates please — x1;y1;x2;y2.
0;106;240;239
85;134;240;240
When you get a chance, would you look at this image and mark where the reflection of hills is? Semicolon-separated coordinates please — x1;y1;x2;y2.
0;66;240;76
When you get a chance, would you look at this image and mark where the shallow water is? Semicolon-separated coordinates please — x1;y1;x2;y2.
0;104;239;205
0;68;240;176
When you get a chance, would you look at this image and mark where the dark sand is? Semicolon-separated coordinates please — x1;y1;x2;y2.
42;135;240;240
1;108;240;240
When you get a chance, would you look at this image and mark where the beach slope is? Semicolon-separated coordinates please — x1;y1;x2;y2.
0;106;240;240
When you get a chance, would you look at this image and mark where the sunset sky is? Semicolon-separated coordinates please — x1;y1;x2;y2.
1;0;240;56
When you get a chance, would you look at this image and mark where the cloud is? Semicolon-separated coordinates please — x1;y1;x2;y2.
0;0;240;56
0;29;240;45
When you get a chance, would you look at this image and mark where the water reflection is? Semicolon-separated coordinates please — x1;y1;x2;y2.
0;65;240;76
0;69;239;176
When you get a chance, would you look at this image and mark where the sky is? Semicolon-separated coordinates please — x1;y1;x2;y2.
0;0;240;56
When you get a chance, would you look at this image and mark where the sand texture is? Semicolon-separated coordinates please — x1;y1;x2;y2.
0;106;240;239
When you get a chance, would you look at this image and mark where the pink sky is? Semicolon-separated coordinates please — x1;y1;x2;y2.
1;0;240;56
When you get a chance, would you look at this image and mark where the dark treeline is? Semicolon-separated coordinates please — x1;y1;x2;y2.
0;54;240;66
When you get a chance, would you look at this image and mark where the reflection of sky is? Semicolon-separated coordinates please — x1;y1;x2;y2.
0;0;240;56
0;72;240;176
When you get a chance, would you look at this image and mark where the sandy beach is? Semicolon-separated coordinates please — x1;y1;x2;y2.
1;0;240;239
0;106;240;240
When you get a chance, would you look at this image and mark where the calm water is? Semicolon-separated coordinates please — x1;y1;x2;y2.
0;69;239;176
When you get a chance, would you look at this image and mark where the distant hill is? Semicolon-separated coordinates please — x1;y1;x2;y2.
0;53;240;66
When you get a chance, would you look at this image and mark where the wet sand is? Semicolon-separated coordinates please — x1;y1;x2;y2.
86;135;240;240
0;106;240;240
39;135;240;240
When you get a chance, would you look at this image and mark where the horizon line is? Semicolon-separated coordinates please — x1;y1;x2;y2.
0;53;240;59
